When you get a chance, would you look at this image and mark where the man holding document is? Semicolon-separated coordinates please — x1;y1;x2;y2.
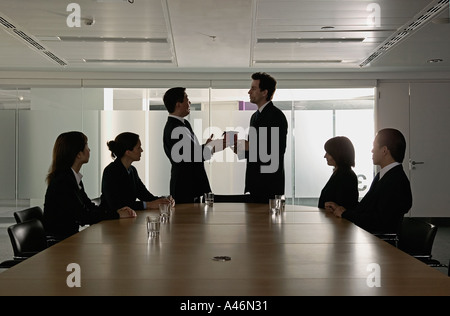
163;87;226;203
232;72;288;203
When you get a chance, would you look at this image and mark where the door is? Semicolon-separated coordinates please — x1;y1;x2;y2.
409;82;450;217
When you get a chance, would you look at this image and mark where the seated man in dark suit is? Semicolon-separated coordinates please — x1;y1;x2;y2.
325;128;412;235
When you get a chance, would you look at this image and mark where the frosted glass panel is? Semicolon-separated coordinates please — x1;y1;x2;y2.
3;86;374;210
147;111;172;196
335;109;375;196
99;110;147;195
0;110;16;199
294;110;334;199
208;102;252;195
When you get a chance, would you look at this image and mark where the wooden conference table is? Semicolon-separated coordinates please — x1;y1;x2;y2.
0;203;449;296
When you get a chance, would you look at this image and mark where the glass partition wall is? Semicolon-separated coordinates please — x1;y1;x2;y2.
0;85;374;215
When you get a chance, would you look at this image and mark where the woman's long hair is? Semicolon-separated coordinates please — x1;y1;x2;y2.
46;131;87;185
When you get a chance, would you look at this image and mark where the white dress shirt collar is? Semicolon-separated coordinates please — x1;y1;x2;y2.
258;101;270;113
169;114;185;124
379;162;401;179
71;168;83;189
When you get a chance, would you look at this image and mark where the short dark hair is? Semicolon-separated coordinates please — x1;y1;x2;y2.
107;132;140;159
376;128;406;163
251;72;277;101
324;136;355;168
163;87;186;113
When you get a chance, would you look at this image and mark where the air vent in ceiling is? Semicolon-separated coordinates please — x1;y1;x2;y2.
0;12;67;66
360;0;449;67
0;16;15;29
13;29;46;50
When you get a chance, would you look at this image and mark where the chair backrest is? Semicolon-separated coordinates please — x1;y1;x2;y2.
13;206;44;224
7;219;48;259
398;217;438;257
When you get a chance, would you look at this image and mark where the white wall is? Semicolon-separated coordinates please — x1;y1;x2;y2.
377;80;450;217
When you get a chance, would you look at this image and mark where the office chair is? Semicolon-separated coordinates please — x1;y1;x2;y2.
373;233;399;247
0;219;48;268
13;206;44;224
398;217;447;268
373;216;404;247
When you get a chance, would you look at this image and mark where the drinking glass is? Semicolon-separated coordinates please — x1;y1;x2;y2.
204;192;214;206
159;203;170;222
146;216;160;238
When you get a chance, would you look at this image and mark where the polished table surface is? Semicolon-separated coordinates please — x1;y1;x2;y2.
0;203;449;296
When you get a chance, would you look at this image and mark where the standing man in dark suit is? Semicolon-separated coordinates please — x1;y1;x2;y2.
236;72;288;203
163;87;223;204
326;128;413;235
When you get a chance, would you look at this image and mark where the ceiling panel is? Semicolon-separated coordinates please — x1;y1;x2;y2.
0;0;449;73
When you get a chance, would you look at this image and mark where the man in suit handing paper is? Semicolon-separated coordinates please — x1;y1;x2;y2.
163;87;226;204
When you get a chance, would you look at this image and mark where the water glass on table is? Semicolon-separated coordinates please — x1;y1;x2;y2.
159;203;170;222
146;215;160;238
204;192;214;206
275;195;286;212
269;199;281;215
164;195;174;212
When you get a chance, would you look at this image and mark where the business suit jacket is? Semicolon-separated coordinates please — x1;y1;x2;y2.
43;168;119;242
342;164;412;234
100;158;158;211
318;167;359;210
163;116;211;203
244;102;288;203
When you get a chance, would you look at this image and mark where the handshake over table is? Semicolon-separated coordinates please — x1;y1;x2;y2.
206;131;247;159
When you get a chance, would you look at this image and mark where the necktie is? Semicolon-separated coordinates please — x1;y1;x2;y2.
184;120;198;144
184;119;193;131
252;110;260;125
367;173;380;193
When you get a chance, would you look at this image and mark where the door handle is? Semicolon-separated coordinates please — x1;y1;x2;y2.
409;160;425;170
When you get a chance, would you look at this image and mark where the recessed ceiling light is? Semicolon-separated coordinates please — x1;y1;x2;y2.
428;58;443;63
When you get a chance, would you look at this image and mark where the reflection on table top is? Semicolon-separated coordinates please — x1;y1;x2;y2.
0;203;449;296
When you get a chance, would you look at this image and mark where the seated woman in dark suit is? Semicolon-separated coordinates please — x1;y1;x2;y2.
100;132;174;211
43;131;136;243
318;136;359;210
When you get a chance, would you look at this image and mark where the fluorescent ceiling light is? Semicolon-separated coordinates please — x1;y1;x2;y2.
83;59;173;64
257;38;365;44
254;60;342;64
58;37;168;43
